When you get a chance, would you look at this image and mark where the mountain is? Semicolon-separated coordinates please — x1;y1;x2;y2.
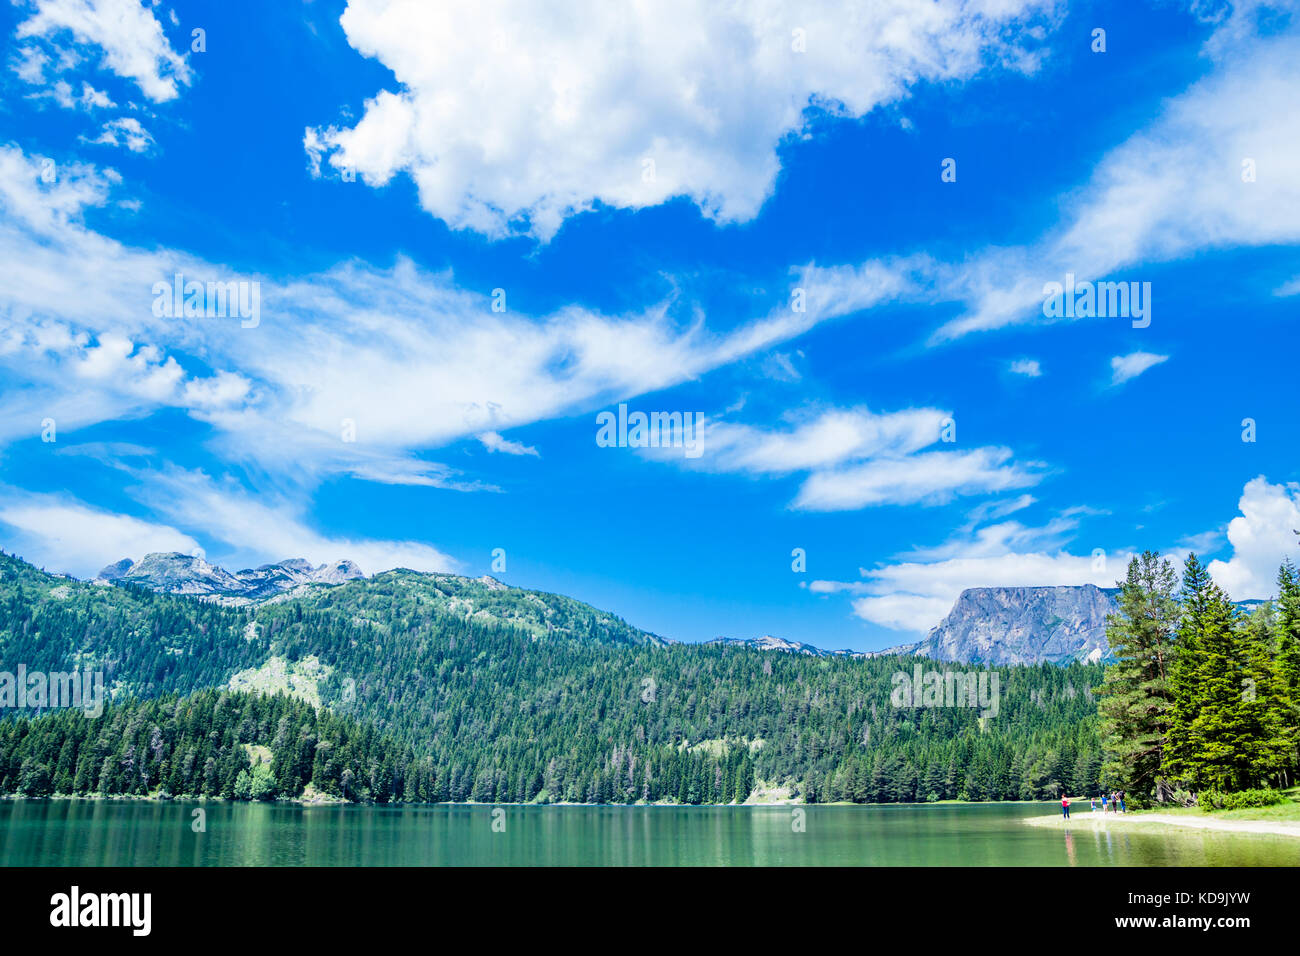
705;635;867;658
90;554;1269;666
900;585;1273;666
289;567;671;647
94;552;669;647
0;550;1104;805
907;585;1120;666
96;552;365;603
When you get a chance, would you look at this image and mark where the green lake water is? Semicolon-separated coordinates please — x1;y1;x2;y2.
2;800;1296;866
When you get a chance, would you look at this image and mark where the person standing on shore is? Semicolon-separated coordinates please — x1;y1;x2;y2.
1119;791;1126;813
1061;792;1070;819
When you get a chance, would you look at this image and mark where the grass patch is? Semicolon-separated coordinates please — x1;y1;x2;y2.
1139;786;1300;821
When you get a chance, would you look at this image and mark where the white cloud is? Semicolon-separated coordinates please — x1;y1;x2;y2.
819;472;1300;634
640;405;1043;511
16;0;192;102
0;476;459;580
79;81;113;108
961;493;1037;528
1274;273;1300;296
849;549;1125;632
87;116;155;152
0;144;916;484
12;45;50;84
1109;350;1168;386
698;406;948;476
121;467;459;576
932;20;1300;340
477;431;539;457
787;15;1300;344
792;446;1043;511
811;511;1126;632
1208;476;1300;599
0;492;200;577
1009;357;1042;377
3;142;934;567
307;0;1059;238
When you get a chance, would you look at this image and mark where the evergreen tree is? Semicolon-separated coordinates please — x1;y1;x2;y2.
1275;561;1300;782
1097;551;1179;802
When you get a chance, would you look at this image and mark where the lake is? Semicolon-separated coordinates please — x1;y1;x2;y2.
1;800;1296;866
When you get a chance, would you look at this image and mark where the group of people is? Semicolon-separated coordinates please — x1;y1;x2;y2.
1060;790;1127;818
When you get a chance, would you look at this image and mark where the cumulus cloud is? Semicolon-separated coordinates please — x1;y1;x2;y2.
1109;350;1168;386
306;0;1059;238
1009;358;1042;377
1208;476;1300;599
15;0;192;102
86;116;155;152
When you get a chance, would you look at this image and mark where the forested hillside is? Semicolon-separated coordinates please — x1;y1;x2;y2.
1;551;1104;804
0;689;410;802
0;552;266;697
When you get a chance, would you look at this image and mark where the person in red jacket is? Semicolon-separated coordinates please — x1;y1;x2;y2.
1061;792;1070;819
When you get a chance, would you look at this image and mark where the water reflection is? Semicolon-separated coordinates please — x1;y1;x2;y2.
1;800;1296;867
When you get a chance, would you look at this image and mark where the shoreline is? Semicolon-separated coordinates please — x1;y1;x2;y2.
1024;809;1300;838
3;793;1053;809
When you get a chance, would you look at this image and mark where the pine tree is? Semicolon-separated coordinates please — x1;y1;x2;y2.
1238;606;1290;786
1167;559;1287;791
1275;561;1300;783
1165;554;1213;785
1097;551;1179;802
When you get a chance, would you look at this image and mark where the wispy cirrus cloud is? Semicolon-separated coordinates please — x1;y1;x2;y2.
787;8;1300;344
0;143;925;480
642;405;1045;512
477;432;539;457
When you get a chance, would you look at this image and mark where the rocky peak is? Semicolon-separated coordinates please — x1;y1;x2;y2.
913;585;1119;666
96;553;367;603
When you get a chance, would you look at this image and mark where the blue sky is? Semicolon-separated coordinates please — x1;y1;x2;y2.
1;0;1298;650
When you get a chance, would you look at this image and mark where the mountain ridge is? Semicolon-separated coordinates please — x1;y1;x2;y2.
96;552;365;604
81;551;1272;666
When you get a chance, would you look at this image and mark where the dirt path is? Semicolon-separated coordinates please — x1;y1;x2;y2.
1024;810;1300;838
